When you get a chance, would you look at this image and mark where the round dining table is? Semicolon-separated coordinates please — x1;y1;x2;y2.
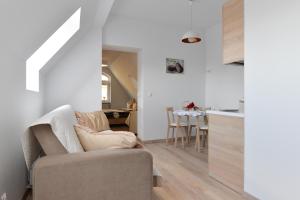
172;109;206;147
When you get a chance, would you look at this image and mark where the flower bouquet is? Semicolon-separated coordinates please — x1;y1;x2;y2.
184;102;199;111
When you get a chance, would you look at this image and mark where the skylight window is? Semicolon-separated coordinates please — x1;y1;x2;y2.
26;8;81;92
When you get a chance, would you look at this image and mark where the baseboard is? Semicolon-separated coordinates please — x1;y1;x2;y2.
142;136;197;144
142;139;165;144
243;192;259;200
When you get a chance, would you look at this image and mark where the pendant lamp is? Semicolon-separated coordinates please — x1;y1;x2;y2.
182;0;201;44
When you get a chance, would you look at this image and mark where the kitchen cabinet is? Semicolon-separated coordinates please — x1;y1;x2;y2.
207;112;244;193
223;0;244;64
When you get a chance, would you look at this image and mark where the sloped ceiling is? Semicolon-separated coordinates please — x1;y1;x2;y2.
1;0;81;59
103;50;137;98
102;50;122;66
0;0;114;65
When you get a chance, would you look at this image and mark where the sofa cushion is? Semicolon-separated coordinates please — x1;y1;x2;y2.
75;111;110;132
31;124;67;155
74;125;137;151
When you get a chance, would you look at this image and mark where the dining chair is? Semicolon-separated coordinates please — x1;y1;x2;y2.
186;107;206;143
194;115;209;152
166;107;188;147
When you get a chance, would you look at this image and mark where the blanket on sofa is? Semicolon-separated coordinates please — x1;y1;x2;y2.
22;105;84;170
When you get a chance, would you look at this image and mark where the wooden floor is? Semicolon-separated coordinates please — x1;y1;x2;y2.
26;141;256;200
148;142;255;200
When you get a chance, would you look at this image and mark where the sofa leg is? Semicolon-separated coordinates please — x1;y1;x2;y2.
22;188;32;200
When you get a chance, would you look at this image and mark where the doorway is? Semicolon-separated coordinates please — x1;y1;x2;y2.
101;48;138;134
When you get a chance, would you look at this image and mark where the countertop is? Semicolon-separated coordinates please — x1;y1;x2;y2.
206;110;244;118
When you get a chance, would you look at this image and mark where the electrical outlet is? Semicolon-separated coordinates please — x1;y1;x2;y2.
1;193;7;200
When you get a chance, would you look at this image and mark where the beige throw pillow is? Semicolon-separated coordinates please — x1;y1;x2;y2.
74;124;137;151
75;111;110;132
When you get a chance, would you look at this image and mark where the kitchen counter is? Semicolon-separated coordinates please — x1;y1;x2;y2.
207;111;244;193
206;110;244;118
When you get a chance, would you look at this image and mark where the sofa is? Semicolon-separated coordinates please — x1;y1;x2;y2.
22;105;153;200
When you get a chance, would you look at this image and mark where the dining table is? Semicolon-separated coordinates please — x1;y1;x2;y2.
173;109;205;118
173;109;206;146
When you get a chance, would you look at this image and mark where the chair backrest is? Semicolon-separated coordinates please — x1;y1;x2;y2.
203;108;210;125
166;107;174;125
196;107;209;125
195;115;208;127
204;115;208;125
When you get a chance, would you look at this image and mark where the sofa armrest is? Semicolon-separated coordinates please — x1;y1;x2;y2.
33;149;153;200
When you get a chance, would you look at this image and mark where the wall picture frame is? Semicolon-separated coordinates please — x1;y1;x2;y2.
166;58;184;74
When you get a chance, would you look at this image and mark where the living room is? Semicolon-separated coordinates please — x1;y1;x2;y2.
1;0;300;200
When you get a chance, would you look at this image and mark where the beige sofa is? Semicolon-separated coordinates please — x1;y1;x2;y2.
22;105;153;200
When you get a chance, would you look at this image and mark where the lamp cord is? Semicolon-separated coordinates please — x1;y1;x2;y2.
190;0;193;31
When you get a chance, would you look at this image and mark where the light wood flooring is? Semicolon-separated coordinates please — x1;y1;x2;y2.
25;141;256;200
148;142;256;200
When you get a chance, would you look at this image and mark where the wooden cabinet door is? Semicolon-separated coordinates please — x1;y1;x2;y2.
223;0;244;64
208;114;244;193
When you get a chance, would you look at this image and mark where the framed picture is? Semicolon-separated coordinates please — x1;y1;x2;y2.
166;58;184;74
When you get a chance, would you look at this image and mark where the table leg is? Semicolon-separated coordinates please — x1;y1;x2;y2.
181;127;185;148
175;115;181;148
166;126;170;144
172;128;175;142
200;130;205;150
195;128;199;151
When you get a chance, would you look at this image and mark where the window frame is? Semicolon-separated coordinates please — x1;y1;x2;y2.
101;72;111;103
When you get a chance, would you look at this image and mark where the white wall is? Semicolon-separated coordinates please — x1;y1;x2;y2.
103;16;206;140
44;28;102;112
245;1;300;199
43;0;115;113
0;1;100;198
0;49;44;199
205;23;244;110
0;0;112;198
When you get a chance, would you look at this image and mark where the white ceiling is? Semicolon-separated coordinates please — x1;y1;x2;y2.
110;0;229;29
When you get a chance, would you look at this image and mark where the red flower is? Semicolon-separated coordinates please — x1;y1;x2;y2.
186;102;195;109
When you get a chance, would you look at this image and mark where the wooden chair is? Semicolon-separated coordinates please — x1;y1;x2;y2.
194;115;209;152
166;107;188;147
186;107;208;144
